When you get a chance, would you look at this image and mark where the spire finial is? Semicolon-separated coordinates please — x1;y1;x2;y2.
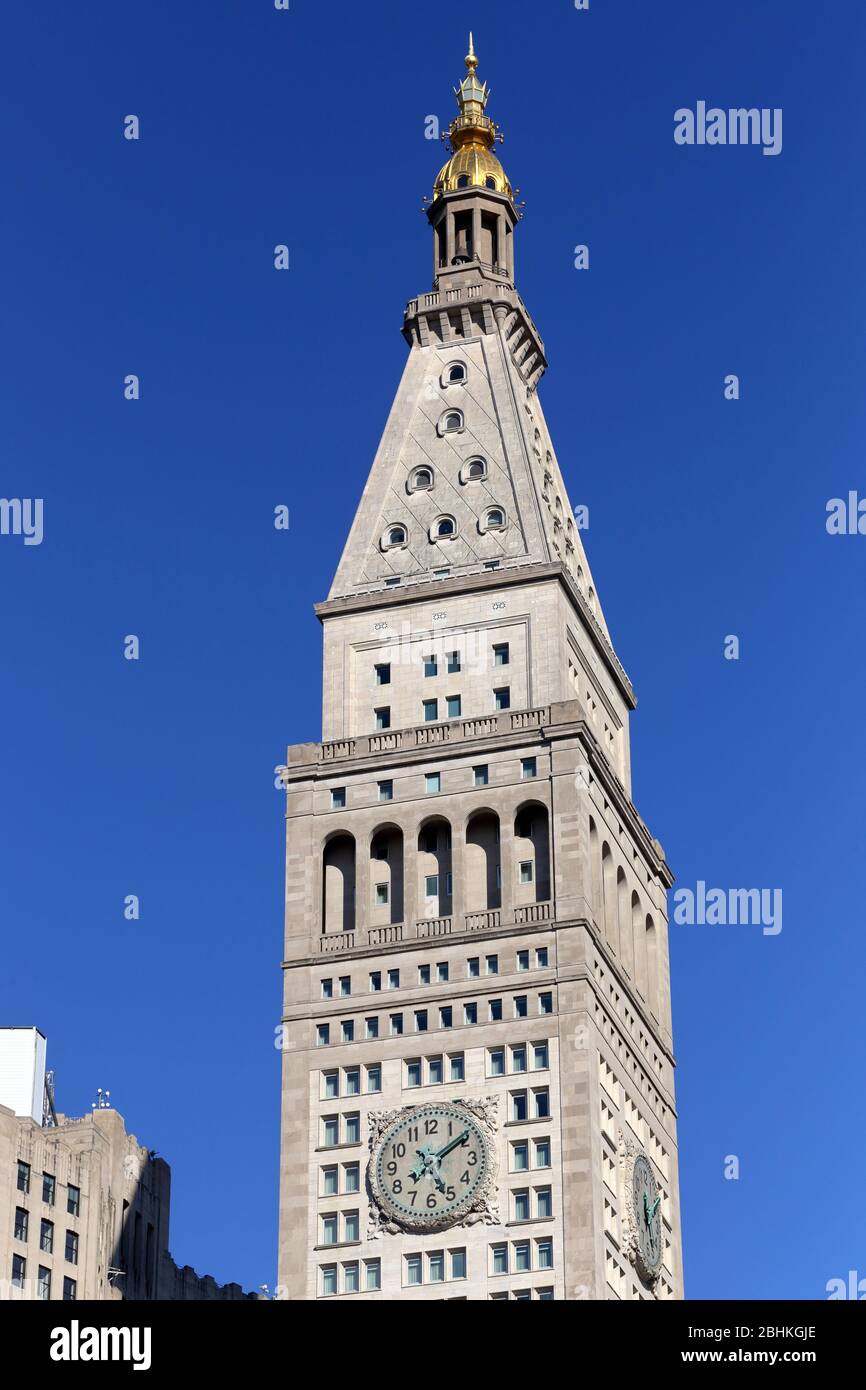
465;33;477;73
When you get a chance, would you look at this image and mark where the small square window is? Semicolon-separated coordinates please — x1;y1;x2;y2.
534;1088;551;1119
425;772;441;794
375;663;391;686
424;655;438;678
464;1002;478;1025
343;1261;360;1293
366;1064;382;1092
494;686;511;711
407;1060;422;1088
415;1010;428;1033
423;699;439;723
320;1264;338;1297
365;1259;381;1291
425;873;439;898
514;1240;531;1272
322;1116;339;1146
515;995;528;1018
429;1056;444;1084
378;780;394;802
473;764;489;787
341;1020;354;1043
419;964;431;984
513;1190;531;1222
406;1255;423;1286
388;969;400;989
446;695;461;718
321;1165;338;1196
512;1045;527;1073
436;962;449;983
512;1142;529;1172
486;954;498;975
511;1091;528;1122
537;1239;554;1270
539;992;553;1015
534;1138;551;1168
343;1211;359;1242
331;787;346;809
317;1024;330;1047
370;971;382;992
468;957;480;979
517;950;529;972
536;1186;553;1218
339;976;351;997
519;861;533;884
428;1251;445;1283
521;757;537;780
323;1070;339;1100
390;1013;403;1036
493;643;510;667
365;1017;379;1040
375;883;389;905
533;1042;549;1070
375;707;391;730
489;999;503;1022
489;1048;505;1077
440;1006;453;1029
492;1244;509;1275
449;1054;465;1082
345;1068;360;1096
447;651;461;673
450;1249;467;1280
536;947;549;968
344;1114;361;1144
321;977;334;999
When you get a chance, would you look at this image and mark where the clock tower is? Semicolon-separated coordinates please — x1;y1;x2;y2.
277;38;683;1301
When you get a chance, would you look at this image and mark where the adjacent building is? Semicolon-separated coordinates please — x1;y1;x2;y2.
277;41;683;1300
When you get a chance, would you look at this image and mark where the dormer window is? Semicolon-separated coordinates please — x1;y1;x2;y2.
381;523;408;552
438;409;464;436
408;467;434;493
480;506;507;534
485;177;497;189
430;515;457;542
446;362;466;384
457;175;470;188
460;456;487;484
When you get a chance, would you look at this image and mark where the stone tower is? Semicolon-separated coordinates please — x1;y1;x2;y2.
278;38;683;1302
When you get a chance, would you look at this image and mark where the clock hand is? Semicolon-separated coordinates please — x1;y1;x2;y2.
409;1145;436;1182
648;1196;661;1221
432;1129;470;1162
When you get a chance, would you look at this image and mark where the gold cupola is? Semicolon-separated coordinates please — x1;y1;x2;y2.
433;35;513;203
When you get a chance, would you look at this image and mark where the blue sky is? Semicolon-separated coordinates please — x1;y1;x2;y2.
2;0;864;1298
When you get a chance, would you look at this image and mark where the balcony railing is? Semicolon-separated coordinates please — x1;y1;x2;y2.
415;916;453;938
317;903;552;953
465;909;501;932
319;706;552;765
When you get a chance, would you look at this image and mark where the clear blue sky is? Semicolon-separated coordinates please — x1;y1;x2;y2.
2;0;863;1299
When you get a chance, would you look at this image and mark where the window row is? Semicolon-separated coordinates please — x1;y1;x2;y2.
320;1065;381;1099
405;1248;467;1285
491;1237;554;1274
12;1212;78;1263
510;1137;551;1171
366;683;514;734
320;1113;362;1148
509;1087;551;1122
488;1041;549;1076
9;1256;76;1300
315;994;553;1046
590;818;662;1017
319;1210;360;1246
319;1162;361;1197
510;1185;553;1221
16;1164;79;1215
490;1286;554;1301
318;1258;381;1297
320;946;549;999
381;504;507;551
404;1053;466;1088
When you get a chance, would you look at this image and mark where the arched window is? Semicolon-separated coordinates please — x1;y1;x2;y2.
617;868;634;977
447;362;466;384
485;176;497;189
468;460;485;479
514;804;551;905
322;834;356;934
442;410;463;433
466;811;501;912
457;174;470;188
370;827;404;927
589;816;601;927
483;507;506;531
646;915;659;1019
602;843;618;953
432;515;456;540
382;523;407;550
460;456;487;484
408;467;433;493
632;891;648;999
418;818;453;920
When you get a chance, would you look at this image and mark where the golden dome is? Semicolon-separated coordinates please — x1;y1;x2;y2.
432;34;513;203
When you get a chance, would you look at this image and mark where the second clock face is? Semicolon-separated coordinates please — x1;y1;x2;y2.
372;1103;490;1230
632;1153;662;1277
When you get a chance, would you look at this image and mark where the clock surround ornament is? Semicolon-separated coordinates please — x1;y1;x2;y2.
368;1097;499;1235
619;1131;663;1287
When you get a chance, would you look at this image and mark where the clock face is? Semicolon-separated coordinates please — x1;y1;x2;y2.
371;1103;491;1231
632;1153;662;1278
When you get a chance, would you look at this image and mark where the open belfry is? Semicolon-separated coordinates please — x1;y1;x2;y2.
278;38;683;1301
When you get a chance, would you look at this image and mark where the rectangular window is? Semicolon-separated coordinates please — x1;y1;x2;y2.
407;1061;422;1088
375;663;391;686
428;1056;443;1084
514;995;528;1018
428;1251;445;1283
423;699;438;723
320;1264;337;1297
390;1014;403;1037
517;950;529;971
512;1142;529;1172
494;686;511;710
388;969;400;989
492;1244;509;1275
321;977;333;999
537;1239;554;1271
424;655;438;678
447;651;461;673
42;1174;55;1206
512;1045;527;1073
317;1024;330;1047
449;1054;465;1082
406;1254;423;1286
533;1042;549;1070
493;643;510;667
536;947;549;968
521;757;537;779
473;764;489;787
63;1277;77;1301
331;787;346;809
520;861;534;883
446;695;461;718
344;1114;361;1145
321;1166;338;1197
486;954;498;975
419;963;431;985
323;1070;339;1099
514;1240;531;1272
375;707;391;730
341;1020;354;1044
343;1260;360;1294
365;1017;379;1040
534;1088;551;1120
375;883;389;905
489;998;503;1022
17;1162;30;1194
37;1266;51;1301
424;873;439;898
511;1091;528;1122
539;992;553;1015
464;1002;477;1025
343;1211;359;1243
534;1138;551;1168
425;772;441;794
415;1010;428;1033
365;1259;381;1291
65;1230;78;1266
536;1186;553;1219
339;976;351;997
440;1006;453;1029
436;962;449;983
11;1255;26;1289
489;1048;505;1077
450;1249;467;1280
343;1164;360;1194
468;957;480;978
370;971;382;992
322;1116;339;1147
366;1064;381;1092
14;1208;28;1242
513;1190;531;1222
345;1068;360;1096
378;780;393;802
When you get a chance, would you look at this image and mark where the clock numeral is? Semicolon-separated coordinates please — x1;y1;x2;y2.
408;1127;419;1142
467;1151;477;1166
391;1142;406;1158
460;1170;470;1185
392;1179;402;1194
445;1186;455;1201
426;1193;438;1209
408;1190;418;1206
424;1118;438;1136
386;1161;397;1176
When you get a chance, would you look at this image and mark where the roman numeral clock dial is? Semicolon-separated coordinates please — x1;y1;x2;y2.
370;1103;492;1231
